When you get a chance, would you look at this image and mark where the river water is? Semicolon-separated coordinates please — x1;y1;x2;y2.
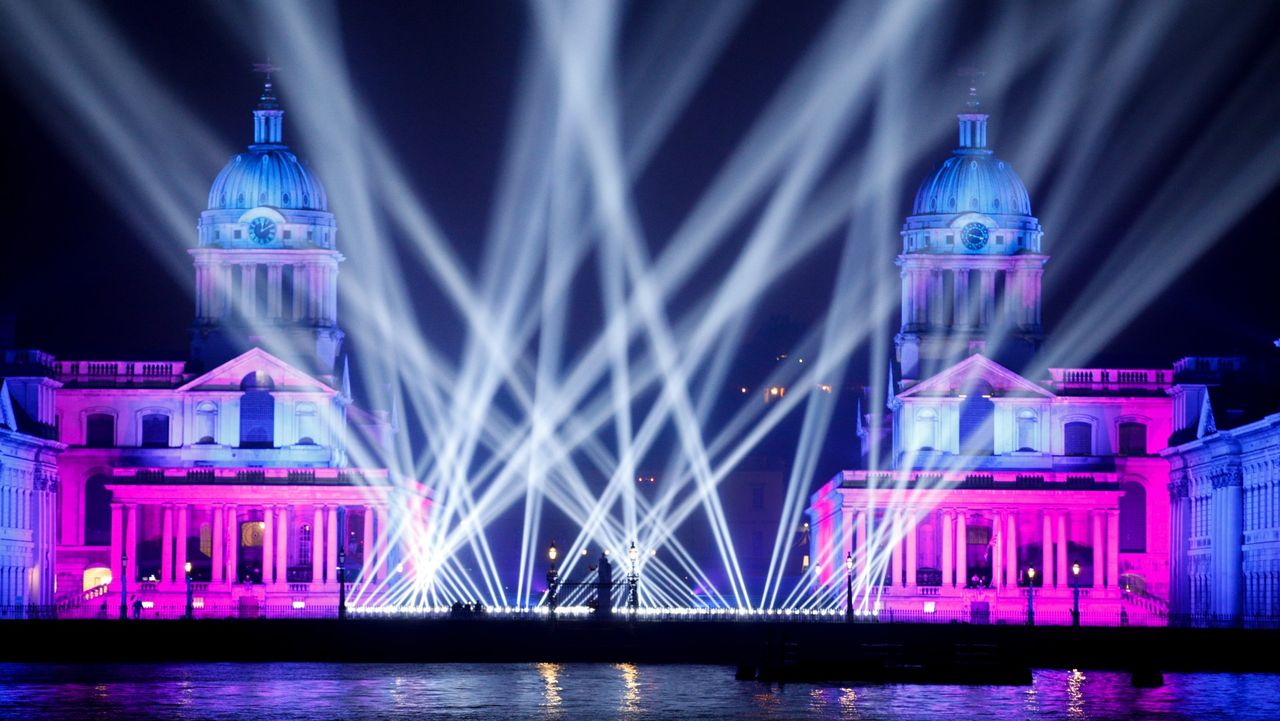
1;663;1278;720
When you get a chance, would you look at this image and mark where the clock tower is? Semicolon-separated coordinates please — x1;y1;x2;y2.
190;73;344;376
894;84;1047;385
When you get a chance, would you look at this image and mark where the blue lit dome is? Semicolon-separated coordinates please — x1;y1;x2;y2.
911;109;1031;217
208;148;328;212
206;78;328;212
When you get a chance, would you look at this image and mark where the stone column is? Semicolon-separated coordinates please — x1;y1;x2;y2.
126;504;139;584
1107;509;1121;591
262;505;274;585
955;512;968;587
941;510;953;588
1006;510;1018;589
276;505;289;586
226;505;238;584
953;268;970;328
929;270;945;328
267;264;283;320
1092;511;1104;589
326;505;339;585
891;510;904;587
363;506;376;578
855;510;869;581
992;510;1004;589
212;504;224;584
1041;511;1054;589
175;504;188;582
194;264;207;321
900;268;912;330
1056;511;1068;589
905;509;918;588
312;506;325;584
109;503;123;588
1215;468;1243;618
240;264;256;317
375;506;389;582
292;265;306;321
1169;477;1190;614
979;270;996;328
160;504;173;585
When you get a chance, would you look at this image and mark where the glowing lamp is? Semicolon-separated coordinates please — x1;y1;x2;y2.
580;548;588;557
629;542;638;563
548;541;558;562
184;561;192;574
1027;567;1036;581
1072;562;1081;577
845;551;853;572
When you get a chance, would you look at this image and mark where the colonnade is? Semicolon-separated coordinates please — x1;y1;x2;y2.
841;504;1122;592
194;258;339;326
108;501;388;587
899;264;1043;332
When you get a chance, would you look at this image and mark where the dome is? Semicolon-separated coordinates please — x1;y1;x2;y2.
208;148;328;212
206;76;328;212
911;110;1031;217
912;152;1030;216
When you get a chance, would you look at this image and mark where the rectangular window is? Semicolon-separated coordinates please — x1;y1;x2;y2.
141;414;170;447
1064;422;1092;456
946;234;954;245
85;413;114;447
1118;422;1148;455
234;229;242;239
283;229;292;240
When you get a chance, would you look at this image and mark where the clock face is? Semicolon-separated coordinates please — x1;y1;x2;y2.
248;217;276;245
961;222;988;251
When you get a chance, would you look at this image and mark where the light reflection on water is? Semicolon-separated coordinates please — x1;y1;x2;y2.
0;663;1278;720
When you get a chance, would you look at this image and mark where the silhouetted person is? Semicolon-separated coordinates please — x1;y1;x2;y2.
131;596;142;619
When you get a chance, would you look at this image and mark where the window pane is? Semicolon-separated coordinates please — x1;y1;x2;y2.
85;413;114;448
1064;422;1092;456
1119;422;1147;455
141;414;170;448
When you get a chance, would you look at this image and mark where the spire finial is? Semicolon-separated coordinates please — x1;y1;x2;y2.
250;61;283;145
957;67;985;110
252;60;281;110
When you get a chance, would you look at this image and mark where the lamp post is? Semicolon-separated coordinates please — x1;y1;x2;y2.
120;550;128;620
1026;567;1036;626
845;551;854;621
1072;562;1081;627
546;541;559;615
184;561;194;620
627;541;639;612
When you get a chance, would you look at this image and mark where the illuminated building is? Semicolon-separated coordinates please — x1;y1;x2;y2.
50;78;404;617
808;90;1175;624
0;350;62;614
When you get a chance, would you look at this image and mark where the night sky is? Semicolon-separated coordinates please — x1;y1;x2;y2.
2;1;1278;371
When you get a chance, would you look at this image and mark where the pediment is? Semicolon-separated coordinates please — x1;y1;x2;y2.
898;354;1054;399
177;347;337;395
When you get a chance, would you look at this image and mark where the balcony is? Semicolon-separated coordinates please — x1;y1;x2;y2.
1046;367;1172;394
57;360;188;388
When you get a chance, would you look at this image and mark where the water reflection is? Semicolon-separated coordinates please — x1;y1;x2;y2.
1066;668;1087;720
537;662;563;711
616;662;640;712
0;664;1279;720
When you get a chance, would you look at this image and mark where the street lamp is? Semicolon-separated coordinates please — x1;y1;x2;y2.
120;550;128;620
1071;562;1082;627
1026;567;1036;626
546;541;559;615
337;507;347;621
845;551;854;622
184;561;194;620
627;541;639;612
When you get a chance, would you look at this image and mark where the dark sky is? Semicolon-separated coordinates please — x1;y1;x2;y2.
2;0;1278;367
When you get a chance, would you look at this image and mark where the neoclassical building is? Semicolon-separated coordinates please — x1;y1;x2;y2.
0;350;62;615
50;77;404;618
1162;354;1280;626
807;94;1173;625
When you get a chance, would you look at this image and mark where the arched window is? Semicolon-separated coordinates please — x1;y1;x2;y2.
915;409;938;450
239;372;276;448
1064;421;1093;456
298;523;313;567
85;413;115;448
195;402;218;444
295;402;319;445
1119;480;1147;552
1016;410;1038;452
1119;422;1147;455
141;413;170;448
958;386;995;456
84;474;112;545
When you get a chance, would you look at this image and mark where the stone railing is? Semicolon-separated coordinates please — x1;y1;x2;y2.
57;360;187;386
1046;367;1172;392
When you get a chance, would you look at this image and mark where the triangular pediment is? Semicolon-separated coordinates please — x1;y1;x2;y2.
177;347;338;395
897;354;1054;399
